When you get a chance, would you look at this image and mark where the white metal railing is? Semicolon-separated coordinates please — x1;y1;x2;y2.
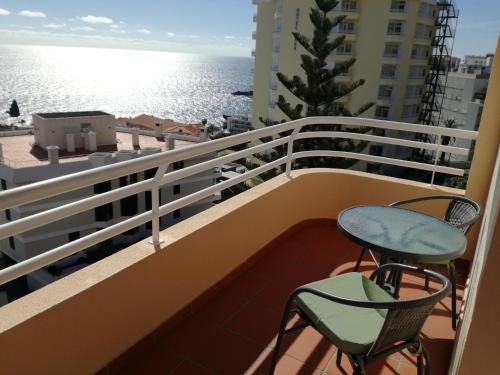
0;117;478;285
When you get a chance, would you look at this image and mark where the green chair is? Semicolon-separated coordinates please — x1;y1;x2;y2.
269;264;450;375
354;195;481;330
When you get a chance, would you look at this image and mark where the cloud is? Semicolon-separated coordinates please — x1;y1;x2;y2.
0;8;10;16
188;35;200;39
224;35;236;40
79;15;113;24
137;29;151;34
111;29;126;34
0;27;253;57
19;10;46;18
44;23;66;29
71;26;95;32
167;32;175;37
110;25;119;29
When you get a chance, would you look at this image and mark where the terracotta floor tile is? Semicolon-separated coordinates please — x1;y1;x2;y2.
118;348;184;375
247;351;322;375
169;360;217;375
155;313;220;357
326;350;402;375
195;288;250;325
275;325;336;371
188;328;266;375
225;301;284;347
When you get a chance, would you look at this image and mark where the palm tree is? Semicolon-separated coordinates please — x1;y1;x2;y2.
440;119;457;165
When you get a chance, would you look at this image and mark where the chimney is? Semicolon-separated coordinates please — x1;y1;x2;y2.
47;145;59;164
199;126;209;142
66;133;75;153
155;122;162;138
132;128;140;148
166;135;175;151
88;131;97;152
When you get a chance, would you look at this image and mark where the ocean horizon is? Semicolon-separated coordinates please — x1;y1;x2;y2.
0;44;254;126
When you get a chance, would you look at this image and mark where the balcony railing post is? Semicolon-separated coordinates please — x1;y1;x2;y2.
285;127;301;177
150;164;169;246
430;135;442;186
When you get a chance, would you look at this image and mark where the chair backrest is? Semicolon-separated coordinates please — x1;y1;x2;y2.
367;267;450;356
445;197;481;234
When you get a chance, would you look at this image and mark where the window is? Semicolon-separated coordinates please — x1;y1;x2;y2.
334;62;352;76
336;41;353;55
378;85;393;99
274;18;282;33
338;20;355;34
80;123;92;133
375;106;390;119
173;209;181;219
381;64;397;78
341;0;357;11
415;24;433;39
387;21;404;35
120;174;138;217
0;179;6;190
370;145;384;156
276;0;284;13
390;0;406;12
94;181;113;221
384;43;400;57
68;232;80;242
272;38;281;53
411;45;430;59
406;85;424;98
294;8;300;49
173;161;184;170
408;65;427;79
9;236;15;250
173;185;181;195
419;2;435;18
269;95;276;109
402;104;420;118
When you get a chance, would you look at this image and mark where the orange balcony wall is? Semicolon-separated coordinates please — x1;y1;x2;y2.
0;169;463;374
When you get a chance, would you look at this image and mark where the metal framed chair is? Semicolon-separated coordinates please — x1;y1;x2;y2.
353;195;480;330
269;264;451;375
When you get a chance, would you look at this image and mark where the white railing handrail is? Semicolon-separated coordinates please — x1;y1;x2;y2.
0;116;478;286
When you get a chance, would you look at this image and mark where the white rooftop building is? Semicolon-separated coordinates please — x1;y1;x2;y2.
0;111;220;294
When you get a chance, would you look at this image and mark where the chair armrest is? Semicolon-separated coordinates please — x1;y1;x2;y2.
291;265;451;311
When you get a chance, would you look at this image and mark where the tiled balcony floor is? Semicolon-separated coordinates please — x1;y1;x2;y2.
120;221;466;375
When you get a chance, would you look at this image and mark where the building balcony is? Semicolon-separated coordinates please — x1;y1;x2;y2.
0;93;498;374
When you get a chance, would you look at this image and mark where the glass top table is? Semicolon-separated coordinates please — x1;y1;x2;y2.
337;205;467;263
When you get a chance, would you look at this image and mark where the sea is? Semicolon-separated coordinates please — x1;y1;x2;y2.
0;44;254;126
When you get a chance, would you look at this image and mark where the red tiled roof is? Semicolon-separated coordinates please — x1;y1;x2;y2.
115;115;202;135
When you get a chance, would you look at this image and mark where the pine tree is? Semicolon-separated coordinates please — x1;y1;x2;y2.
8;100;20;118
262;0;374;170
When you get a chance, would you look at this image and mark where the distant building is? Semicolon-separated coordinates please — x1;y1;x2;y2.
226;115;252;133
115;114;203;137
438;72;489;164
0;111;220;292
458;54;495;75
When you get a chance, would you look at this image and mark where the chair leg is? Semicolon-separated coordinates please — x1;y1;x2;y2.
423;344;431;375
424;275;430;291
269;299;295;374
354;248;366;271
449;262;457;331
336;349;342;366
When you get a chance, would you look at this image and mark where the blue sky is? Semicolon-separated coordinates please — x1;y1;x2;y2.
0;0;498;57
